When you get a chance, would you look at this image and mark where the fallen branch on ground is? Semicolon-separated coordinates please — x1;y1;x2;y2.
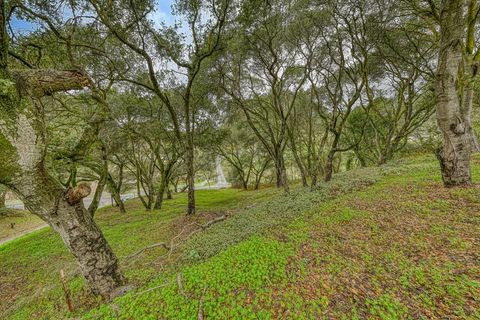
125;214;228;264
125;242;170;259
195;215;227;230
134;280;174;296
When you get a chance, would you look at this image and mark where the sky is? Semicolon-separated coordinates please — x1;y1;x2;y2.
10;1;176;34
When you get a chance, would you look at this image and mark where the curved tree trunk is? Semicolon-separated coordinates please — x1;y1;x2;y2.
107;175;126;213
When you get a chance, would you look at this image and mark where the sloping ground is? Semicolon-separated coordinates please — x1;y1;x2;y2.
0;189;267;319
1;155;479;319
83;155;479;320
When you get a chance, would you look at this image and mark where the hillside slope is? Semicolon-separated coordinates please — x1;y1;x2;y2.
1;155;479;319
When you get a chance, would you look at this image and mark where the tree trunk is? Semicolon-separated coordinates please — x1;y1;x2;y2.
14;178;126;299
324;151;335;182
186;139;196;215
241;178;248;191
107;175;126;213
88;174;107;217
46;198;125;297
310;174;318;188
287;128;308;187
112;189;126;213
274;154;289;193
0;10;124;297
435;0;472;186
154;178;167;210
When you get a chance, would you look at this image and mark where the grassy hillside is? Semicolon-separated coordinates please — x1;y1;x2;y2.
1;155;479;319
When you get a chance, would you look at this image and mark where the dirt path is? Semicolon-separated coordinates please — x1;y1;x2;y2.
0;224;49;246
1;193;117;246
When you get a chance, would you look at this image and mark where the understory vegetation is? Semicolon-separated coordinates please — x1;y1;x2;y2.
1;154;479;319
2;0;480;318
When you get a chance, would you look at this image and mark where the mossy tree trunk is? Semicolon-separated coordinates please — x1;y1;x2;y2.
435;0;474;186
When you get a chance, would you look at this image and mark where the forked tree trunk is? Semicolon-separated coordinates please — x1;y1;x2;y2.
435;0;472;186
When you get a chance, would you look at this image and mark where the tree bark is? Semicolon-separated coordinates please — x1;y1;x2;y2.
107;175;126;213
154;177;167;210
13;70;89;97
0;1;125;299
185;138;196;215
274;153;289;193
48;198;125;297
11;174;125;298
435;0;472;186
88;174;107;217
287;127;308;187
324;150;335;182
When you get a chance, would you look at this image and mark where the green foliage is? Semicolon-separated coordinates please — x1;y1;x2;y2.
0;78;19;126
85;236;293;319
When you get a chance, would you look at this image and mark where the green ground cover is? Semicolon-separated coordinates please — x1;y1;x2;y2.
1;155;479;319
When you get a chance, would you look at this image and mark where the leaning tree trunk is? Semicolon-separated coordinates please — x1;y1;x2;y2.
435;0;472;186
45;195;125;297
88;173;107;216
0;42;125;298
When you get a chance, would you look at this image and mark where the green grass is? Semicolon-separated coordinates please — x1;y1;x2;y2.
1;154;479;319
